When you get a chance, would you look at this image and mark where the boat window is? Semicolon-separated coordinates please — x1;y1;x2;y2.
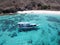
19;24;23;27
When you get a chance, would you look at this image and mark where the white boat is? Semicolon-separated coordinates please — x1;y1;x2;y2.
17;22;38;30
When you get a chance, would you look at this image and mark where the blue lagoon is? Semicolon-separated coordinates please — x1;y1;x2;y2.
0;13;60;45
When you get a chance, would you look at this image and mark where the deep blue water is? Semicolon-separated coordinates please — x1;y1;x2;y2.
0;13;60;45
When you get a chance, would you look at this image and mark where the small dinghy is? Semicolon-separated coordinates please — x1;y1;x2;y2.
17;22;39;32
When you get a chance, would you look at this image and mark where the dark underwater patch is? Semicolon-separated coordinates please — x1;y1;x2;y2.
58;39;60;45
0;19;16;32
8;32;17;38
0;19;14;24
28;40;33;44
7;24;17;32
48;24;55;29
46;16;60;23
58;31;60;36
0;40;6;45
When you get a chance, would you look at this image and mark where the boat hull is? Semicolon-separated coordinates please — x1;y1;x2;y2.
18;26;39;32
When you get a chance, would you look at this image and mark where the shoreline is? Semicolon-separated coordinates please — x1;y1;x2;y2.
0;10;60;16
17;10;60;15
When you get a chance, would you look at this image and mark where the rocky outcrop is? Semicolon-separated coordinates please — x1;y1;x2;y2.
0;0;60;14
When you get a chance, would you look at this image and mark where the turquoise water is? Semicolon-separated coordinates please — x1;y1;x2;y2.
0;13;60;45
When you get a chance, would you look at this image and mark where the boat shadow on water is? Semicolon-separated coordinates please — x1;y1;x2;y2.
18;27;39;32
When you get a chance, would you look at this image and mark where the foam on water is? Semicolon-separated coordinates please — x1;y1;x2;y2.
0;13;60;45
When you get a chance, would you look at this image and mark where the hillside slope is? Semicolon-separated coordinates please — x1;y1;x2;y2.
0;0;60;11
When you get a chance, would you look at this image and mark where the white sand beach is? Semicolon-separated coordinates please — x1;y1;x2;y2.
17;10;60;15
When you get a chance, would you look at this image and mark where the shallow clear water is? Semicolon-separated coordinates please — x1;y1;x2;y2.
0;13;60;45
